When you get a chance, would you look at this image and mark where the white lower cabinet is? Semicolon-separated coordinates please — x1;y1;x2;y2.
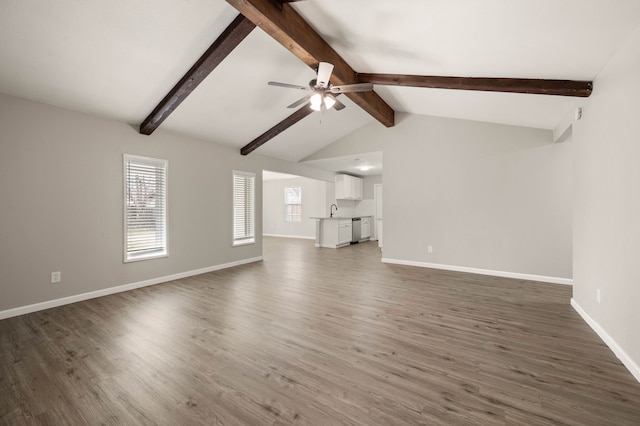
361;217;371;239
315;218;352;248
314;217;374;248
338;220;353;245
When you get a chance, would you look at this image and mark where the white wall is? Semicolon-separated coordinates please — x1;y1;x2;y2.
356;175;382;229
263;176;328;239
572;25;640;380
385;114;572;279
363;175;383;200
333;113;573;280
0;93;332;313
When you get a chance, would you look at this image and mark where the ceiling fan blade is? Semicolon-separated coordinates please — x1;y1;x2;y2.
330;82;374;93
268;81;310;91
287;95;311;109
325;94;345;111
316;62;334;88
333;98;346;111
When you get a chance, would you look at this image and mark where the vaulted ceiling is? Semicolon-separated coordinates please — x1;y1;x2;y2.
1;0;639;165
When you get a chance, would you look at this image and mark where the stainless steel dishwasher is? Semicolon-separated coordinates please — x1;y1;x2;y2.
351;218;361;243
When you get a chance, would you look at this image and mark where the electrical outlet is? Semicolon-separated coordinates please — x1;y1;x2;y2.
596;288;601;304
51;271;61;284
427;245;433;253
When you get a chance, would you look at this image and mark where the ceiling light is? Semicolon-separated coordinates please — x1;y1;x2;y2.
310;93;322;111
324;96;336;110
358;165;371;171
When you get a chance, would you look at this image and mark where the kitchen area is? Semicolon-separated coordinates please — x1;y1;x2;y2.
311;215;372;248
263;170;382;250
311;174;379;249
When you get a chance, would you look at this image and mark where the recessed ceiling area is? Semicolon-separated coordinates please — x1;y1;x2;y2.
301;151;383;177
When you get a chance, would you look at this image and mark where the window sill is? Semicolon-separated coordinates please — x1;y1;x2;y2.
125;251;168;263
233;239;255;247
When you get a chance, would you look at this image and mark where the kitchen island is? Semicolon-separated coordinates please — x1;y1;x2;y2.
310;216;371;248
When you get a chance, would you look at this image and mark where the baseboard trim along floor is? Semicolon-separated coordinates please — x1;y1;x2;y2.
381;257;639;384
381;258;573;286
571;298;640;383
262;233;316;240
0;256;264;321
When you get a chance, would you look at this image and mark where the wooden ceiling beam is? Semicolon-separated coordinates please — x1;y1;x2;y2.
241;105;314;155
273;0;303;5
357;73;593;97
225;0;395;128
139;14;256;135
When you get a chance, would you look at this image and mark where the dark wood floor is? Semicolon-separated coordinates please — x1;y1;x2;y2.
1;237;639;425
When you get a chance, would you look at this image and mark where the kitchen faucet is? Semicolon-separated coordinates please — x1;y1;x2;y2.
330;204;338;218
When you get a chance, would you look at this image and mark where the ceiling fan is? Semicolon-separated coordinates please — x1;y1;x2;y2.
268;62;373;112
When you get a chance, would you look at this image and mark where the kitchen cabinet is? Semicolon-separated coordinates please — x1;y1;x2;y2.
313;218;352;248
312;217;372;248
335;174;363;200
338;220;353;245
361;217;371;239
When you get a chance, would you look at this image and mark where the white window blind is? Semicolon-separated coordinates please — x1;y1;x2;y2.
124;154;168;262
233;171;255;246
284;186;302;223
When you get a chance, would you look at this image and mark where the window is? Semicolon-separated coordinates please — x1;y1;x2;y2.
123;154;167;262
233;170;255;246
284;186;302;223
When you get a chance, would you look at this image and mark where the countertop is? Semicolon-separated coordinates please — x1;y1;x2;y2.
310;216;372;220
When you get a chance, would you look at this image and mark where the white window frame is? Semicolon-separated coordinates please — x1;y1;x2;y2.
233;170;255;246
123;154;168;262
284;186;302;223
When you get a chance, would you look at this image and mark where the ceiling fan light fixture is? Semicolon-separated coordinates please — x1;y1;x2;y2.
324;95;336;110
310;93;322;111
269;62;373;114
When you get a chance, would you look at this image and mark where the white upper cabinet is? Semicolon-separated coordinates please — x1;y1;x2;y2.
335;174;363;200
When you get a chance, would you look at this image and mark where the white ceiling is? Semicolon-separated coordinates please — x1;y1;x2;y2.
1;0;639;168
301;151;383;177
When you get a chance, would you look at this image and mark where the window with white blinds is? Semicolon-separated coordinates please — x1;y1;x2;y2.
123;154;168;262
284;186;302;223
233;170;255;246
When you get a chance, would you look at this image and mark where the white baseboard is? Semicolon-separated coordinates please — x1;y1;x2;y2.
263;234;315;240
316;244;348;249
381;258;573;286
571;299;640;383
0;256;263;321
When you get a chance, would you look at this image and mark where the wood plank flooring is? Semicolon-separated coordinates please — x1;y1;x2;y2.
1;237;639;425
